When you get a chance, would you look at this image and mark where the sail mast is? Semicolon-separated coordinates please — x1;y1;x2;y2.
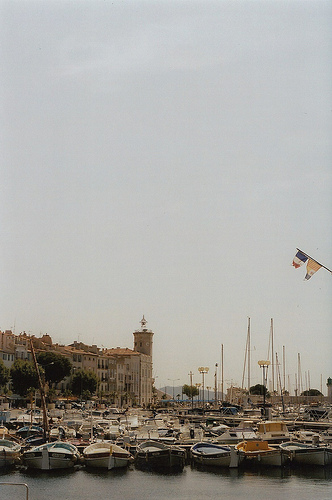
30;338;49;440
270;318;274;395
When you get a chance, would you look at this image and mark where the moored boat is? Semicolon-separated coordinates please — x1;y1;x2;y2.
213;422;257;444
83;441;133;469
0;439;21;467
23;441;80;470
279;441;332;466
236;440;287;467
190;442;239;468
256;420;290;443
135;440;186;471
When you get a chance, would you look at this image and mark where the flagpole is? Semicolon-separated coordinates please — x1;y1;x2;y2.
296;248;332;274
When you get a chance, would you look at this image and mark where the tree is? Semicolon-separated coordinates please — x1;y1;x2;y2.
10;359;40;396
0;359;10;389
249;384;270;397
301;389;323;397
182;384;199;399
71;369;98;398
36;351;72;387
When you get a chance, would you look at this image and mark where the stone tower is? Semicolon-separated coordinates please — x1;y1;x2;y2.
133;315;154;356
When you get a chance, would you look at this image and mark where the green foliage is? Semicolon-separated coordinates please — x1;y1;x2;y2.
249;384;270;397
0;359;10;388
71;369;98;397
10;359;39;396
301;389;323;397
182;384;199;399
37;351;72;386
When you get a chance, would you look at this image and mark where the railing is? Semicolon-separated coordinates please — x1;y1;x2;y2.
0;482;29;500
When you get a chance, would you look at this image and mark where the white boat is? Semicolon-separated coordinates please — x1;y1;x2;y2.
191;442;239;468
0;439;21;467
236;440;287;467
105;419;123;440
83;441;133;469
213;423;257;444
280;441;332;466
134;424;160;442
49;425;76;441
256;420;290;443
23;441;80;470
292;430;323;444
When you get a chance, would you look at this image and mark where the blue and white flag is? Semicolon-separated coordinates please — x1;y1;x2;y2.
292;250;308;268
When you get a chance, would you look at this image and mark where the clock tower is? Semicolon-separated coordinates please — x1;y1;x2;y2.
133;315;154;357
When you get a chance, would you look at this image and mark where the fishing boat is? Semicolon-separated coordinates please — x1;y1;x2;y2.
23;441;80;470
236;440;287;467
16;425;44;440
190;442;239;468
83;441;133;469
135;440;186;471
279;441;332;466
0;439;21;467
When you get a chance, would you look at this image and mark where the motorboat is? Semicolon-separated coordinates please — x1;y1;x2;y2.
279;441;332;466
0;438;21;467
292;430;323;444
213;423;257;444
83;441;133;469
256;420;290;443
49;425;76;441
23;441;80;470
236;440;287;467
134;424;160;442
135;440;186;471
190;442;238;468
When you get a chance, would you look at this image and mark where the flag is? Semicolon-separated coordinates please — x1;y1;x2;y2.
305;258;322;280
292;250;308;268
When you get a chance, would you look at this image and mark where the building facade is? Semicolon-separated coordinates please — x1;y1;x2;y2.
0;316;154;407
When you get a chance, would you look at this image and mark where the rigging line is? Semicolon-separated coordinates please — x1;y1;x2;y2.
296;248;332;273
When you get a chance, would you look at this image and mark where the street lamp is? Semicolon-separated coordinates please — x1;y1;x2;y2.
198;366;209;412
168;378;180;401
258;360;270;418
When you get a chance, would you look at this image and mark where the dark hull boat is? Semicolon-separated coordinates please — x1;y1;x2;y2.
135;440;186;471
190;442;239;468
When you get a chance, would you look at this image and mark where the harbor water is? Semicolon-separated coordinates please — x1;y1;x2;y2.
1;464;332;500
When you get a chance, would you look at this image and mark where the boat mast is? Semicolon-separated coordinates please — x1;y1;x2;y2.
30;338;49;440
221;344;224;403
282;345;286;394
241;317;251;392
270;318;275;395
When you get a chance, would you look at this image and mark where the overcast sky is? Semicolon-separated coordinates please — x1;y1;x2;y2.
1;1;331;395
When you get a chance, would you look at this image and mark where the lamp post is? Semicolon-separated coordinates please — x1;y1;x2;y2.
258;360;270;418
198;367;209;412
168;378;180;401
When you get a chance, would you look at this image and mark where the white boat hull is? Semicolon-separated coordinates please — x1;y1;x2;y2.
83;442;132;470
290;448;332;466
23;442;79;470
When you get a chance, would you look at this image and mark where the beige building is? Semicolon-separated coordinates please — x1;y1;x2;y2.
0;316;155;407
105;315;154;406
